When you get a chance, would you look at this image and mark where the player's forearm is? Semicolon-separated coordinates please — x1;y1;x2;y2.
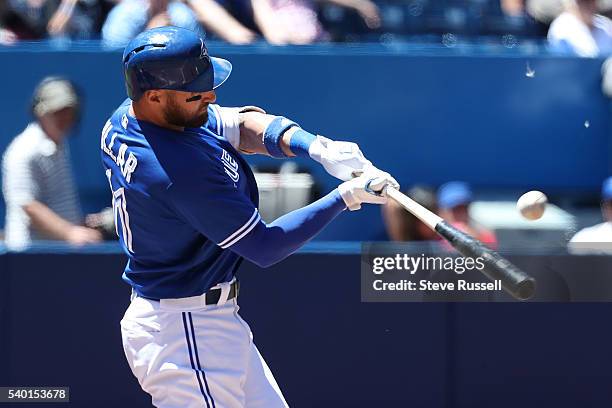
238;111;297;156
230;189;346;267
239;111;324;158
23;200;77;240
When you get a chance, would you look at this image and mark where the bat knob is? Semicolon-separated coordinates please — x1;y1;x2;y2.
515;278;537;301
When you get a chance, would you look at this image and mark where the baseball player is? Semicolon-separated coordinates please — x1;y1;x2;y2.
102;26;398;408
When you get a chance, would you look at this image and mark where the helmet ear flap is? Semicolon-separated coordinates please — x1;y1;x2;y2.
124;67;143;101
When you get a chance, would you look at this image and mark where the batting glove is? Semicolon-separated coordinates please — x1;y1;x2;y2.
338;169;400;211
309;135;373;181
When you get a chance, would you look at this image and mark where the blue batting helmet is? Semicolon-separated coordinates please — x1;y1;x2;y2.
122;26;232;100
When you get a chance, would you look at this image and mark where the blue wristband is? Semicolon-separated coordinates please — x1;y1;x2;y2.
263;117;298;158
288;128;317;158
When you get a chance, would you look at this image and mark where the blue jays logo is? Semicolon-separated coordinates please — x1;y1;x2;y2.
199;39;208;59
221;150;239;183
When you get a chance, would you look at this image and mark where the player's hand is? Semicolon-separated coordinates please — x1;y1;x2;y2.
308;135;373;181
66;226;104;246
338;168;399;211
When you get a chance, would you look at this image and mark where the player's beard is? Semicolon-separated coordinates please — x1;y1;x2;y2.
164;96;208;128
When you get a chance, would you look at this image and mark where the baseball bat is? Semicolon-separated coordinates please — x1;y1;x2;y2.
386;187;536;300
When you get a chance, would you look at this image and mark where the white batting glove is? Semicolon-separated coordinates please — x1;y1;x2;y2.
308;135;372;181
338;169;400;211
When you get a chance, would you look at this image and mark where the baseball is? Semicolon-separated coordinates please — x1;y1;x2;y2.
517;191;547;220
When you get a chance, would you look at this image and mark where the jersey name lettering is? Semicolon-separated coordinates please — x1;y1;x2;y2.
101;120;138;183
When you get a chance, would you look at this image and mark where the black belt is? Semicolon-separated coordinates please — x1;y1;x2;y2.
205;280;240;305
138;280;239;304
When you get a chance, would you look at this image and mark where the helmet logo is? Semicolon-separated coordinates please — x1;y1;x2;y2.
200;39;208;59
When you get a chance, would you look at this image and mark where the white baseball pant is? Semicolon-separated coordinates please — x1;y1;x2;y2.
120;282;289;408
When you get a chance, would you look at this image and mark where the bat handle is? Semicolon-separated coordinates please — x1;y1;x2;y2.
386;187;442;230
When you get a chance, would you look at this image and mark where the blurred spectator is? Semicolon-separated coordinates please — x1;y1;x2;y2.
2;0;102;40
526;0;612;25
0;27;17;45
526;0;564;24
499;0;525;17
568;176;612;254
382;185;439;242
247;0;380;44
102;0;208;46
185;0;256;44
102;0;258;46
0;1;18;44
500;0;552;36
103;0;380;46
502;0;527;16
547;0;612;57
2;77;104;249
0;24;18;45
437;181;497;247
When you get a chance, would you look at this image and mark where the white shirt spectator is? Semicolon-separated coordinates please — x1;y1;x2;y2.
548;11;612;57
2;122;81;249
568;222;612;254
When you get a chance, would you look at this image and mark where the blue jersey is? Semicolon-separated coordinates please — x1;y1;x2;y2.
101;99;259;299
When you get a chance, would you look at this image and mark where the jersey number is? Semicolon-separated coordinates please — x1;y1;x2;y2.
106;169;133;253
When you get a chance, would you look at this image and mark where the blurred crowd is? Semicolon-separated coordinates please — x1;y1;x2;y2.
0;0;382;45
381;181;498;247
3;0;612;48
